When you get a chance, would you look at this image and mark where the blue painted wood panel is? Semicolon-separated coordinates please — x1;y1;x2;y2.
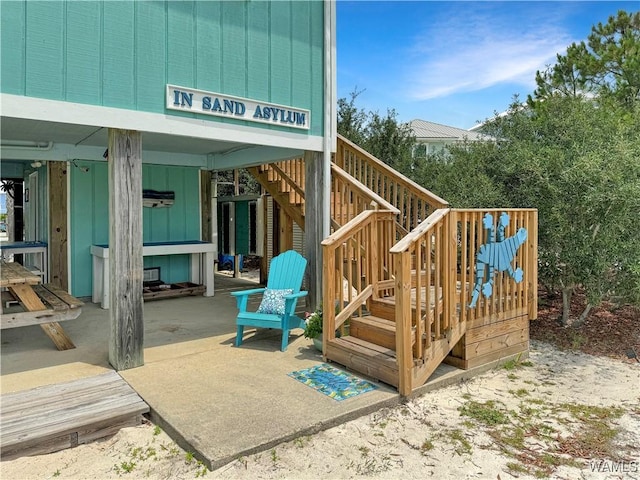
270;2;292;106
70;162;201;297
70;161;109;297
135;1;167;112
195;1;222;92
167;2;196;89
103;2;135;108
1;2;26;93
2;1;325;136
66;2;102;103
246;2;270;100
25;1;65;99
221;2;247;97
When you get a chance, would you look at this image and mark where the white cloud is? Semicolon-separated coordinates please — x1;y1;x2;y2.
405;5;573;100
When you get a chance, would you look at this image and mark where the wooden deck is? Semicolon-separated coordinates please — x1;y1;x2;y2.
0;371;149;460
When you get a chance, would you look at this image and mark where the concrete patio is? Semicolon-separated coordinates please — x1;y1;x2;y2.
0;273;509;471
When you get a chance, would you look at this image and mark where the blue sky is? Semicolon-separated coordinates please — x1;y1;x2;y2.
337;1;635;129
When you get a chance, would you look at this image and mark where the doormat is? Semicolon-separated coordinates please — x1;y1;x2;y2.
287;364;378;401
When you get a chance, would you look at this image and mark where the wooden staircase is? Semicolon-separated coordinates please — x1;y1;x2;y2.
247;162;305;230
249;135;538;396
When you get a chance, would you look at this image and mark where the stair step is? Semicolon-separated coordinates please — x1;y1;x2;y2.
350;315;397;350
369;299;396;321
350;314;417;351
326;336;399;388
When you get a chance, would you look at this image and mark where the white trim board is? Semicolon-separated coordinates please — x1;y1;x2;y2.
1;94;324;152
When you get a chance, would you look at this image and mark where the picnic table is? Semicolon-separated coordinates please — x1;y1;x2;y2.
0;260;83;350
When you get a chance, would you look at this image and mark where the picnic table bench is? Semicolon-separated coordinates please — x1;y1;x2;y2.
1;260;83;350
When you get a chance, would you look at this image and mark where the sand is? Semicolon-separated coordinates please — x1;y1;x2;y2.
2;340;639;480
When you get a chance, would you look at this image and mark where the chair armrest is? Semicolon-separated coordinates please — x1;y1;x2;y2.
230;288;266;298
283;291;308;316
231;287;266;312
283;291;308;300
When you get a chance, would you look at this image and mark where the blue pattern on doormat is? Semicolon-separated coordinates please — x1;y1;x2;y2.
288;363;377;401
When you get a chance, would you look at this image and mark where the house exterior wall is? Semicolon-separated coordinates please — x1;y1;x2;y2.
1;1;325;138
70;161;200;297
1;0;333;299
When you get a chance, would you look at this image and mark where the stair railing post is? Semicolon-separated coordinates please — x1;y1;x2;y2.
444;209;457;332
369;210;379;303
322;241;336;356
394;249;413;396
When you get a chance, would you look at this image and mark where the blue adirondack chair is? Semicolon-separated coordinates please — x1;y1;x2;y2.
231;250;308;351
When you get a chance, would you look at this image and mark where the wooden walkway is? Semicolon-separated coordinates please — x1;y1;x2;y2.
0;371;149;460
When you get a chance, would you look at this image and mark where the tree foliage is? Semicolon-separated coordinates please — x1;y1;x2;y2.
337;89;415;172
216;169;260;197
335;11;640;323
418;11;640;322
533;10;640;108
483;97;640;323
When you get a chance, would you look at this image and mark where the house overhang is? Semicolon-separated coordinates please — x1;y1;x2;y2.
0;94;321;169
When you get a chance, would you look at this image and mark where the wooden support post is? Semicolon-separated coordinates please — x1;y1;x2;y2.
108;129;144;370
260;194;269;284
48;161;68;290
200;170;213;284
304;150;325;310
200;170;212;242
279;207;293;252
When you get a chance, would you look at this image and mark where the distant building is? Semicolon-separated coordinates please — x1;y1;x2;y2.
410;119;487;157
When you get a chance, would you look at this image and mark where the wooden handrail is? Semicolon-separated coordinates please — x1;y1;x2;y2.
335;285;373;329
390;207;538;394
270;161;306;199
322;209;396;247
336;134;449;210
390;208;450;253
331;164;400;214
322;209;397;353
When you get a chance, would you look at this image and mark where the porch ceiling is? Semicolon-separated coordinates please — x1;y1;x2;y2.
1;117;242;156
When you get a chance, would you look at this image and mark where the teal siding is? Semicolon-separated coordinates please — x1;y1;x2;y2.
270;2;292;106
1;2;26;93
70;162;201;297
167;2;196;89
103;2;135;108
70;161;109;297
66;2;102;103
195;2;221;91
247;2;270;99
309;2;324;127
220;2;246;96
136;2;168;111
25;1;65;99
2;0;324;136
